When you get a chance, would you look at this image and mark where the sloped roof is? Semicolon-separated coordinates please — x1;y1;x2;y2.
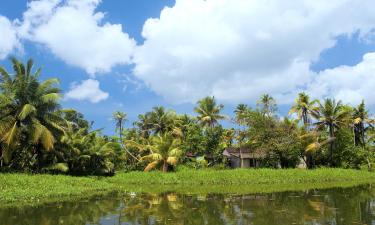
223;147;266;159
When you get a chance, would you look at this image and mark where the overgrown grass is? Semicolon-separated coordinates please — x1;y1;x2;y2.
1;168;375;207
110;168;375;185
0;173;113;206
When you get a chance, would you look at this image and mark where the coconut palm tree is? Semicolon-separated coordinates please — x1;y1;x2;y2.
113;111;127;141
234;104;249;126
234;104;249;147
126;132;182;172
352;100;374;147
0;58;66;167
289;92;318;127
311;98;351;166
148;107;180;135
112;111;140;162
289;93;319;168
194;96;226;128
134;113;153;139
257;94;277;116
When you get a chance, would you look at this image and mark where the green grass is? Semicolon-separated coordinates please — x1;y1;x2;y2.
109;167;375;185
1;168;375;207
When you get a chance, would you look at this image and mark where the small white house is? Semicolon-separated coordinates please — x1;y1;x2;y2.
223;147;266;168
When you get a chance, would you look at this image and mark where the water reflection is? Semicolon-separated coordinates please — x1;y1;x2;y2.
1;185;375;225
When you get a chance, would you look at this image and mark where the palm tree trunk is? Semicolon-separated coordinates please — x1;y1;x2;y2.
119;121;123;142
361;123;365;148
116;121;140;162
329;125;334;167
306;153;313;169
162;160;168;172
303;109;308;126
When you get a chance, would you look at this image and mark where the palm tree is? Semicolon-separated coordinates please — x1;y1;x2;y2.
289;93;319;169
352;100;372;147
289;92;318;127
234;104;249;126
112;111;140;162
234;104;249;147
113;111;127;141
311;99;351;166
175;114;194;140
126;132;182;172
134;113;152;139
257;94;277;116
194;96;226;128
352;101;375;170
148;107;180;135
0;58;66;167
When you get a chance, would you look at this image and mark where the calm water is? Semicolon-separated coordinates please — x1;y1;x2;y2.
2;185;375;225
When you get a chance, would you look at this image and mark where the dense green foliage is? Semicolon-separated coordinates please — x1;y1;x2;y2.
1;58;375;175
0;59;121;175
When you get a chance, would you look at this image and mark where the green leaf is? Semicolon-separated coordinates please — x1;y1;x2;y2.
18;104;36;120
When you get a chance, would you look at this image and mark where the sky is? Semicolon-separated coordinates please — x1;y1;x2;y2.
1;0;375;134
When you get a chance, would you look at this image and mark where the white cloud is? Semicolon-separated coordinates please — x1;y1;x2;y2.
18;0;136;75
0;16;20;59
65;79;109;103
133;0;375;104
307;52;375;105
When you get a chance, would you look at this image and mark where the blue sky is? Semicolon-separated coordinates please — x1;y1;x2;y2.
1;0;375;134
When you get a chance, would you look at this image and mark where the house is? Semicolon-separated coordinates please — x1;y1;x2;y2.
223;147;266;168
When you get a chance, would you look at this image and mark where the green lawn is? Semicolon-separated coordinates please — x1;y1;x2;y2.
1;168;375;207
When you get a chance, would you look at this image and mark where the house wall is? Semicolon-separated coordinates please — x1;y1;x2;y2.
229;157;240;168
241;158;250;168
229;157;255;168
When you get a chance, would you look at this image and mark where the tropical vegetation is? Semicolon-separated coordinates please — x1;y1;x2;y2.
1;58;375;175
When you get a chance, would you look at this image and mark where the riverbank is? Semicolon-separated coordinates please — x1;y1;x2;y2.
1;168;375;207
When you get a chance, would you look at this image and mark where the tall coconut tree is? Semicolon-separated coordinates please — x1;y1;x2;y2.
0;58;66;167
234;104;249;126
311;99;351;166
289;92;318;127
289;93;319;169
352;100;372;147
257;94;277;116
234;104;249;147
352;101;375;170
112;111;140;162
194;96;226;128
113;111;127;141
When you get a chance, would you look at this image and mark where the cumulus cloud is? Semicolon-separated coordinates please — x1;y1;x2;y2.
307;52;375;105
0;16;20;59
133;0;375;104
65;79;109;103
18;0;136;75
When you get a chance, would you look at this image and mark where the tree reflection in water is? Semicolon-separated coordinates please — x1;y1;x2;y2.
1;185;375;225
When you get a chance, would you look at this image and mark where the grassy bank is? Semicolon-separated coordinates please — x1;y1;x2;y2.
1;168;375;207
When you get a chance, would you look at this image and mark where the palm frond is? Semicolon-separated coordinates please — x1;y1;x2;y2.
167;156;178;166
18;104;36;120
144;161;159;172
